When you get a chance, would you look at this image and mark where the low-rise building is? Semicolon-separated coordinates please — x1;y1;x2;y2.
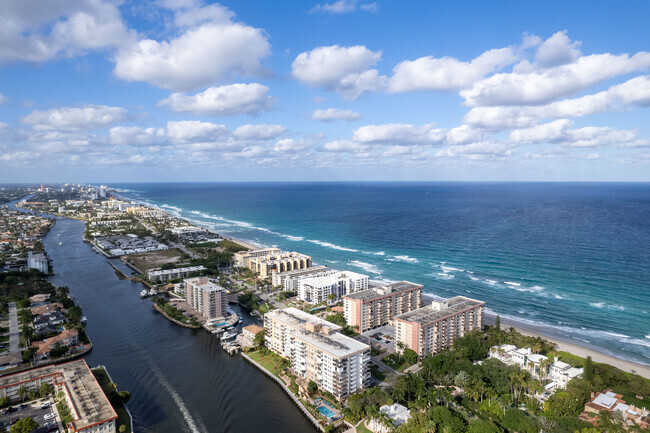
394;296;485;358
489;344;583;392
297;270;368;304
31;328;81;362
0;360;118;433
264;308;370;400
343;281;422;333
127;206;166;218
147;265;207;283
581;390;650;429
368;404;412;433
184;277;227;320
238;324;265;348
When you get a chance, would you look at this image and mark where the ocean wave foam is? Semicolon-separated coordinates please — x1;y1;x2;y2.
504;281;521;287
390;255;419;263
308;239;358;252
441;266;463;272
590;302;625;311
484;279;498;285
350;260;382;274
436;273;455;279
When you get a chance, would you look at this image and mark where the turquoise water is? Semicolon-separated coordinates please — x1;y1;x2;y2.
317;406;336;419
115;182;650;366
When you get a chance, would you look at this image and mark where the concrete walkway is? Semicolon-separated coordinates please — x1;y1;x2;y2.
8;302;20;354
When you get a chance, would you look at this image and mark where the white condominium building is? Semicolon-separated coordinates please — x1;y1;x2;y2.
147;265;207;283
297;270;369;304
234;248;281;268
184;277;227;320
264;308;371;400
343;281;423;333
394;296;485;358
272;265;329;289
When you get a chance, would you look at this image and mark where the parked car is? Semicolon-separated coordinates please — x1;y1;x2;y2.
44;413;56;420
18;404;28;410
41;402;52;409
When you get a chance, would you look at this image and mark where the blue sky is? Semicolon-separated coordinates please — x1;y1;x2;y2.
1;0;649;182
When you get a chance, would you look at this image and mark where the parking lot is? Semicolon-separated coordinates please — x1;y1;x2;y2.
0;399;61;432
360;325;396;351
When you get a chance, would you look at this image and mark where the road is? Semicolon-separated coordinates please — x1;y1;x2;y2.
8;302;19;354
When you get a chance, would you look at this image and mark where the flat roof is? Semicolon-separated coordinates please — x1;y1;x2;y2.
394;296;484;325
266;308;368;358
343;281;422;302
299;270;368;287
0;360;117;431
147;265;206;276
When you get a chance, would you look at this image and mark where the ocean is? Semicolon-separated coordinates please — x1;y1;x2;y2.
114;182;650;366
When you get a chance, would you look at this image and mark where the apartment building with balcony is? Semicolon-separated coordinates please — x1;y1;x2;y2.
264;308;370;400
249;251;312;278
184;276;227;320
233;248;281;268
342;281;422;333
297;270;369;304
272;265;329;289
394;296;485;358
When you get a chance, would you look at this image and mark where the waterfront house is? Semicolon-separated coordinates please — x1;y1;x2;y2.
368;403;412;433
31;329;80;362
581;390;650;429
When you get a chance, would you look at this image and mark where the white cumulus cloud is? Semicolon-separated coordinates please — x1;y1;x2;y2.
312;108;362;122
233;124;287;140
388;47;516;93
158;83;274;116
21;105;130;131
353;123;446;145
114;4;270;91
292;45;387;99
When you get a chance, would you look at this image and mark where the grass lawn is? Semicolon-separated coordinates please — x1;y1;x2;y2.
92;367;132;433
356;420;373;433
248;350;288;377
382;354;414;372
127;248;185;273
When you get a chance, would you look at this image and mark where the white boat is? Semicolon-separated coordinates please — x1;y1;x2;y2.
58;242;62;246
140;290;149;298
221;331;237;340
80;316;87;324
149;289;157;296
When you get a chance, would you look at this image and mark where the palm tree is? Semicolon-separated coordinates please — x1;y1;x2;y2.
18;385;28;402
454;371;469;389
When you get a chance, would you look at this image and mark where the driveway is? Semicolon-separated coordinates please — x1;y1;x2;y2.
8;302;19;354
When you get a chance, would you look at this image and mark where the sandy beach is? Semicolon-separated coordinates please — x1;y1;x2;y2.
485;314;650;379
222;235;261;251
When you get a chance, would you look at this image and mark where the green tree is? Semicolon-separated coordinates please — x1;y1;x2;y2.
584;356;594;382
39;382;53;397
253;329;266;348
495;315;501;331
403;349;418;366
307;380;318;396
10;418;39;433
119;425;127;433
467;419;502;433
0;397;9;408
118;390;131;404
17;385;28;402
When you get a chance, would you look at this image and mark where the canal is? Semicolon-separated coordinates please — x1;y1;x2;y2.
41;216;316;433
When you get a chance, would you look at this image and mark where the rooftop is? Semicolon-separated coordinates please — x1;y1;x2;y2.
299;270;368;287
266;308;368;358
0;360;117;431
394;296;485;325
343;281;422;302
147;265;206;276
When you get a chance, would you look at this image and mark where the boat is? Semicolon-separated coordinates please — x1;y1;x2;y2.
80;317;87;325
58;242;62;246
149;289;157;296
221;331;237;340
140;290;149;298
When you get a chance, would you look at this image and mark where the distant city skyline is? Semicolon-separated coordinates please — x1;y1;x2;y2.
1;0;649;182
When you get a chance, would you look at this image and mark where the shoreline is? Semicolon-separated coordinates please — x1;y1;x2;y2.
113;191;650;379
484;314;650;379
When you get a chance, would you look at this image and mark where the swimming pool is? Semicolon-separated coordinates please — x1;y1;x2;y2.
317;405;336;419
